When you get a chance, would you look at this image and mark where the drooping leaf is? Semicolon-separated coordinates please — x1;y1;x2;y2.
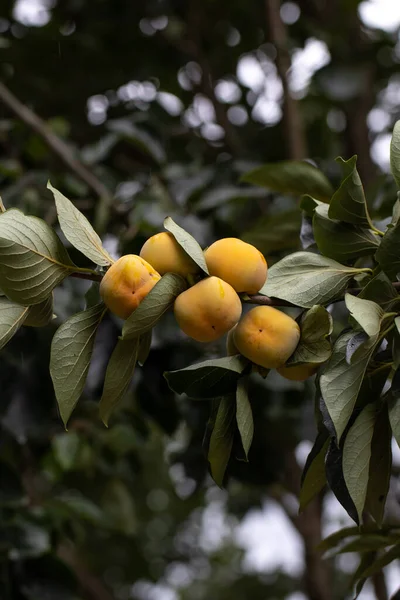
287;305;333;366
163;217;208;274
24;294;54;327
320;331;376;442
208;396;235;486
235;378;253;459
329;156;371;226
313;204;379;262
365;405;392;525
99;337;140;426
390;120;400;189
0;297;29;350
376;217;400;279
259;251;366;308
241;161;333;202
0;209;75;305
164;355;250;399
137;330;152;366
342;402;377;523
50;304;107;427
299;431;329;511
325;439;359;524
47;181;114;266
122;273;187;340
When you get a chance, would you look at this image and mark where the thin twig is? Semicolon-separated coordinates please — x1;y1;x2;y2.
0;81;113;232
70;271;103;282
265;0;307;159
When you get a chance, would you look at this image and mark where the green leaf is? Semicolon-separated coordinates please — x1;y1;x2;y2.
241;160;333;202
325;438;359;523
299;432;329;511
356;544;400;581
24;294;54;327
287;305;333;366
390;120;400;189
99;337;140;426
329;156;371;226
137;330;152;366
241;210;301;255
318;526;361;553
194;185;267;212
50;304;107;427
0;209;75;305
164;355;250;399
235;378;253;459
300;194;323;217
376;216;400;279
359;272;399;311
320;331;376;442
208;396;235;486
259;251;365;308
163;217;208;274
0;297;29;350
343;402;377;523
365;406;392;525
122;273;187;340
345;294;384;345
338;535;396;554
313;204;379;262
47;181;114;266
350;552;376;599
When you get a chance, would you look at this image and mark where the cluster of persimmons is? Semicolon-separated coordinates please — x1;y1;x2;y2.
99;233;317;381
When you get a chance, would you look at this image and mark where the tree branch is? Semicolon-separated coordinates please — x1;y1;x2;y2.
265;0;307;159
0;81;113;232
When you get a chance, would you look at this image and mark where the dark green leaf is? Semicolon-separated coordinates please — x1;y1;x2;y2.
390;120;400;189
241;210;301;255
137;330;152;366
208;396;235;486
325;439;359;524
99;337;140;426
0;209;75;305
194;185;267;212
376;218;400;279
260;251;367;308
24;294;54;327
359;272;399;311
365;405;392;525
287;305;333;366
356;544;400;581
235;378;253;459
329;156;371;226
313;204;379;262
163;217;208;274
241;161;333;202
338;535;397;554
47;181;114;266
50;304;107;427
318;526;362;553
0;297;29;349
343;402;377;523
300;194;323;217
164;355;250;399
299;432;329;511
122;273;187;340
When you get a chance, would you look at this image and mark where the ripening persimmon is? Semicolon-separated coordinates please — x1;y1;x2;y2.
233;306;300;369
277;363;318;381
174;276;242;343
100;255;161;319
140;232;199;277
204;238;267;294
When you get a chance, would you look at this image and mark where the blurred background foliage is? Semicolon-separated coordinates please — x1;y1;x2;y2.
0;0;400;599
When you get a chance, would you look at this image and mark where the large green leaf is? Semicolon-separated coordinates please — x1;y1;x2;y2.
359;271;400;311
259;251;366;308
328;156;371;226
208;396;235;486
287;305;333;366
320;331;376;441
164;355;250;399
24;294;54;327
345;294;384;346
343;402;377;523
390;120;400;189
313;204;379;262
163;217;208;274
241;210;301;255
299;431;329;511
376;216;400;279
50;304;107;427
235;378;253;459
99;337;140;426
47;181;114;266
0;297;29;350
122;273;187;340
0;209;75;305
365;406;392;525
241;160;333;202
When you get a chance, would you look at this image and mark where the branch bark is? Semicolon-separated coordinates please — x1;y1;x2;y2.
265;0;307;159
